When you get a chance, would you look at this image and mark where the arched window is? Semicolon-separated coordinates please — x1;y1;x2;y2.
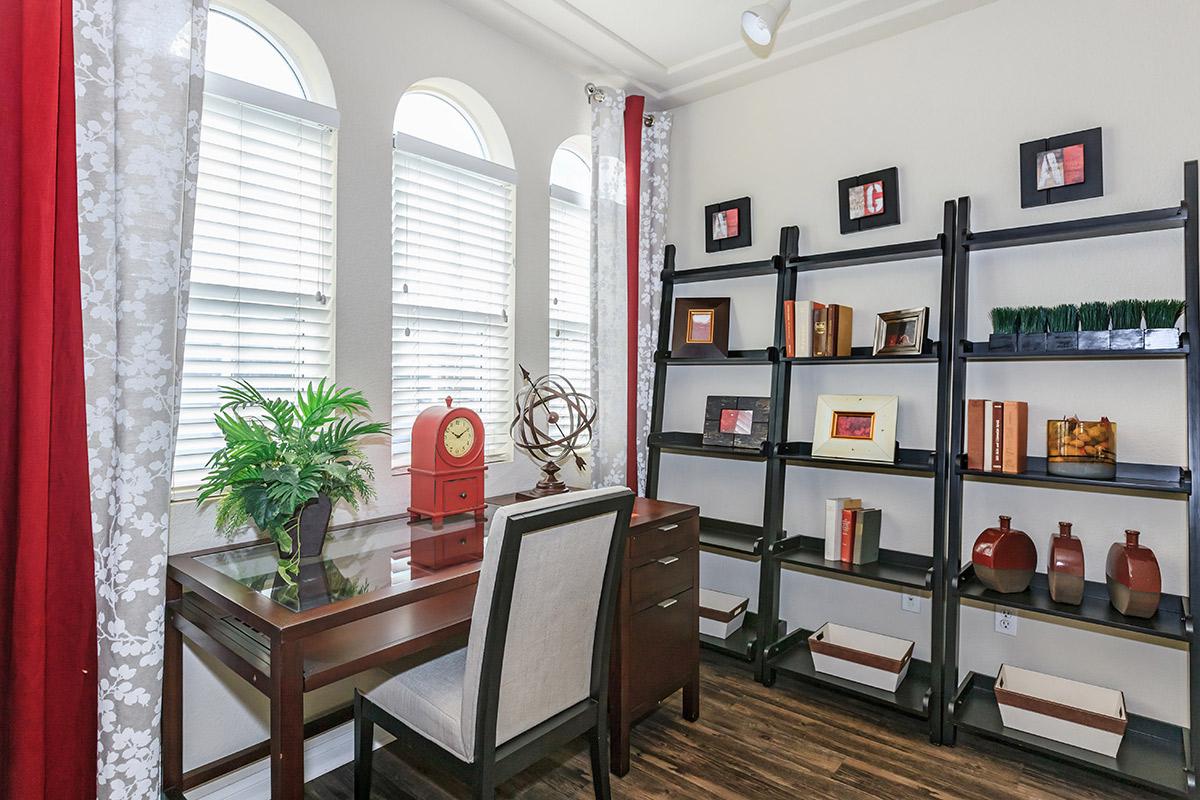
391;81;517;467
548;138;592;398
172;4;339;489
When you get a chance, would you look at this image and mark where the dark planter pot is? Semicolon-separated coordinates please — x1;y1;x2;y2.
278;494;333;560
1144;328;1181;350
1109;328;1144;350
1078;330;1110;350
988;333;1018;353
1017;333;1046;353
1046;332;1079;352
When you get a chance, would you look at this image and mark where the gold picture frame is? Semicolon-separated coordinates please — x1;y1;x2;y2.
812;394;898;463
872;307;928;356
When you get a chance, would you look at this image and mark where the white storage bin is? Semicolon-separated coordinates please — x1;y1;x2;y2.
698;588;748;639
994;664;1127;758
808;622;913;692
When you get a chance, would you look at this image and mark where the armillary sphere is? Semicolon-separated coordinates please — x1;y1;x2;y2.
510;364;597;498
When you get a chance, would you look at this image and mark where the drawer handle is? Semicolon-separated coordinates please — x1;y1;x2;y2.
458;538;467;546
656;556;679;566
459;491;468;499
657;598;678;609
658;523;679;532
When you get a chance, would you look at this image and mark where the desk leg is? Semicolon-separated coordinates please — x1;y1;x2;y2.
163;577;184;792
683;662;700;722
270;639;305;800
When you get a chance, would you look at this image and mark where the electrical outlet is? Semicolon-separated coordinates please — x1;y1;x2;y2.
995;608;1018;636
901;594;921;613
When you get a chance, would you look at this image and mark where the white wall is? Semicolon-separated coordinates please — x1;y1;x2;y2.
168;0;591;778
662;0;1198;726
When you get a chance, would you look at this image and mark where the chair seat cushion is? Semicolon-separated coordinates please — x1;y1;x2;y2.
366;646;468;760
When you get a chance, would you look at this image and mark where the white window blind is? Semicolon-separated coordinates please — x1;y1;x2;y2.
172;92;335;488
548;189;591;397
391;145;516;467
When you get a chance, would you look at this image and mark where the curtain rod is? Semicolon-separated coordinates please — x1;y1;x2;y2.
585;82;655;126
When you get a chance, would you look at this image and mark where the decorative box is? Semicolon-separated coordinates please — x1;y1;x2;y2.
698;588;748;639
994;664;1127;757
808;623;913;692
702;395;770;450
1109;328;1144;350
1144;327;1181;350
1078;330;1110;350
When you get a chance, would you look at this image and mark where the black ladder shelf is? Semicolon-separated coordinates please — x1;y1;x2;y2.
940;161;1200;798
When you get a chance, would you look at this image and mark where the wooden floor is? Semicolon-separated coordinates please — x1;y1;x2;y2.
307;652;1159;799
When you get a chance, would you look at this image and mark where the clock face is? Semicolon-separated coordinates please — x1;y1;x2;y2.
442;416;476;459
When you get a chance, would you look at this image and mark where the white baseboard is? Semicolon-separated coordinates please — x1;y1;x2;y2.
186;722;393;800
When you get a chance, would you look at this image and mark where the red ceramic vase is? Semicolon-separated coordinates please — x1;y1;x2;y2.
1106;530;1161;619
1047;521;1085;605
973;515;1037;594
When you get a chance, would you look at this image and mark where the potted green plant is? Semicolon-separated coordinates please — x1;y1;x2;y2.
1110;299;1144;350
989;306;1020;353
1046;304;1079;352
1143;299;1185;350
1078;301;1111;350
1017;306;1048;353
197;379;389;581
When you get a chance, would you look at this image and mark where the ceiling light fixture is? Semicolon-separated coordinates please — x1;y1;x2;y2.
741;0;791;46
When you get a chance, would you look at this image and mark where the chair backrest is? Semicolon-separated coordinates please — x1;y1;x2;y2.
458;487;633;762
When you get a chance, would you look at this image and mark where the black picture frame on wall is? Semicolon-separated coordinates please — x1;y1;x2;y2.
838;167;900;234
1020;127;1103;208
705;196;752;253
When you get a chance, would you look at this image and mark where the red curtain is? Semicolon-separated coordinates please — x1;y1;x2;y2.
0;1;99;798
622;95;646;491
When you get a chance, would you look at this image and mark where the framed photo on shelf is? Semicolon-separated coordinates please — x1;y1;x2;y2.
1020;127;1102;208
812;394;898;463
838;167;900;234
702;395;770;451
872;307;929;356
705;197;752;252
671;298;730;358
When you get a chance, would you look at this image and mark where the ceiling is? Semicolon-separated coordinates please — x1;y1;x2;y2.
445;0;997;106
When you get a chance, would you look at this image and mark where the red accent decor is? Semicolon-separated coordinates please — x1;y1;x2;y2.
0;2;99;798
407;398;487;526
623;95;645;491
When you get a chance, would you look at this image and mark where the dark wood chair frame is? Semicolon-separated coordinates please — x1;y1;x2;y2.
354;490;635;800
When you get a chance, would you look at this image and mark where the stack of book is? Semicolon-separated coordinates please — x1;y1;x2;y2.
966;399;1029;473
783;300;853;358
824;497;882;565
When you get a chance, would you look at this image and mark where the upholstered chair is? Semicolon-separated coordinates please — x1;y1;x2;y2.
354;486;635;800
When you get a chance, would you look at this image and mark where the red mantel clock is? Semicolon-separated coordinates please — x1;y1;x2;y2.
408;397;487;526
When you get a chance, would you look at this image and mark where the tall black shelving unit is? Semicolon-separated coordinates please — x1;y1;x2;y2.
941;162;1200;797
645;226;800;673
759;201;957;744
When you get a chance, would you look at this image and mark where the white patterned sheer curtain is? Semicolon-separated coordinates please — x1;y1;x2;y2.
74;2;209;798
588;89;672;493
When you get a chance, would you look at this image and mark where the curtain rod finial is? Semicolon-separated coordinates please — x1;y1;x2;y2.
585;82;606;104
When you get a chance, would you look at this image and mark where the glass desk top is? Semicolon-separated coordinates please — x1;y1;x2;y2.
196;506;496;612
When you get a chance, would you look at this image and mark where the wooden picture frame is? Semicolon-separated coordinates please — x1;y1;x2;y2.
705;197;752;252
1020;127;1103;208
838;167;900;234
671;298;730;358
872;307;929;356
812;394;898;463
702;395;770;451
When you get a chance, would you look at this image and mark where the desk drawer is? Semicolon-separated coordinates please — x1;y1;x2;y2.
628;514;698;563
630;547;695;612
629;586;695;711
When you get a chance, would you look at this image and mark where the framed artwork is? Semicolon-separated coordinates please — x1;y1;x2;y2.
1020;127;1102;207
838;167;900;234
671;298;730;358
705;197;752;252
872;307;929;356
812;394;898;463
702;395;770;451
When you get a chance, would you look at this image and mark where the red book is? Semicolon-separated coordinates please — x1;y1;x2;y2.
783;300;796;358
840;507;858;562
990;401;1005;472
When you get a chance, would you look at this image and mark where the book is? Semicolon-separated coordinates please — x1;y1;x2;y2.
813;306;830;357
852;508;882;565
982;400;994;472
827;304;841;358
1001;400;1029;474
795;301;817;358
824;497;861;561
990;401;1005;472
783;300;796;358
833;305;853;356
840;507;859;562
966;399;986;470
